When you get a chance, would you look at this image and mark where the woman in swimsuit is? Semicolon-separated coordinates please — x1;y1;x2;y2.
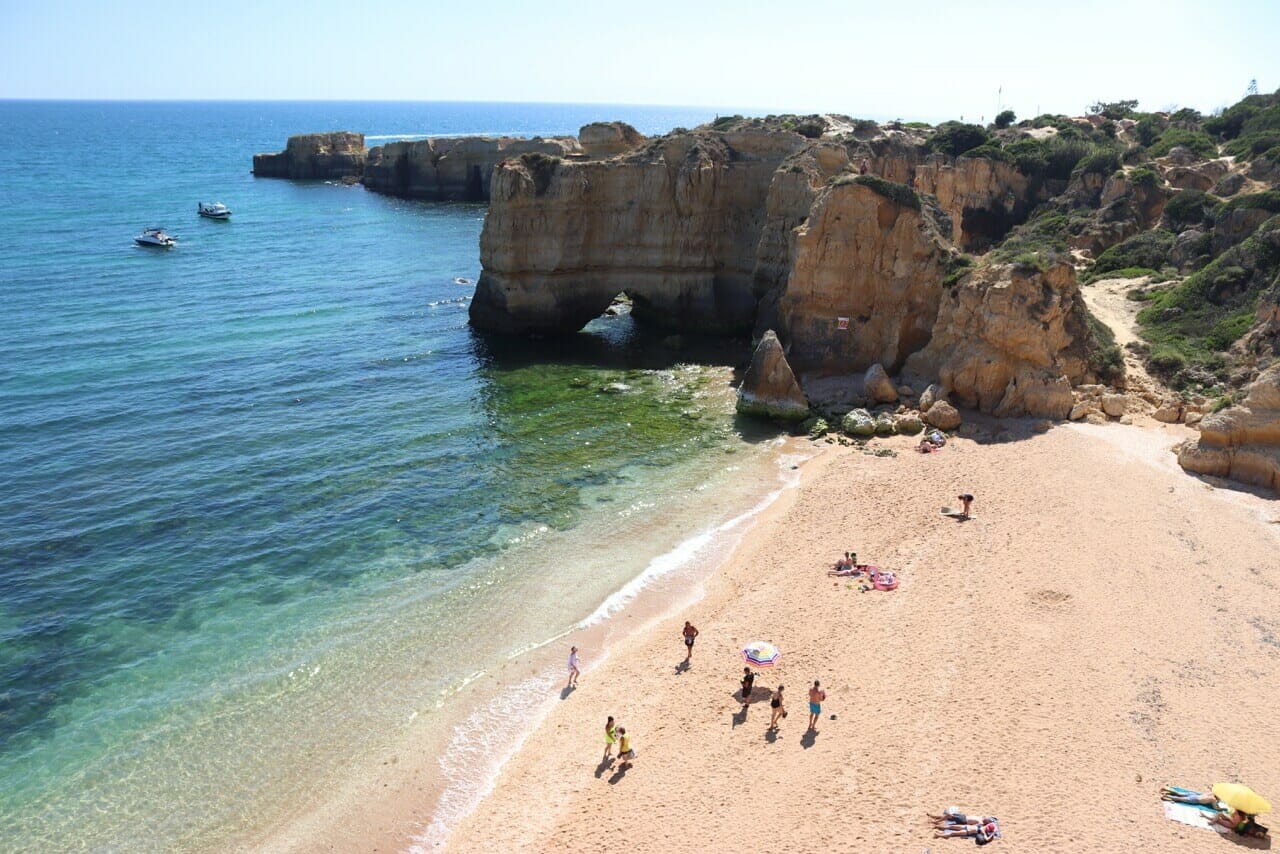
768;685;785;731
603;716;617;760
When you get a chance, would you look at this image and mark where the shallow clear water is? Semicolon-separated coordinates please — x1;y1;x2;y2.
0;101;785;849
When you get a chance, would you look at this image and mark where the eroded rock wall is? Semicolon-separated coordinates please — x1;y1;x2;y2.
903;262;1091;418
252;132;366;179
470;129;808;335
915;156;1034;250
362;136;581;201
1178;362;1280;492
775;180;950;376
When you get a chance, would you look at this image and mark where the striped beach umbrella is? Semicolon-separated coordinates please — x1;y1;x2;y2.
742;640;780;667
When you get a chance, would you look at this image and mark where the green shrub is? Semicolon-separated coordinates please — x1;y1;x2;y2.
930;122;991;157
1222;131;1280;159
1217;191;1280;215
711;115;742;129
942;254;975;287
1137;215;1280;368
853;118;879;135
1164;190;1214;230
1086;311;1125;383
833;173;921;210
994;109;1016;129
1149;346;1187;373
1004;136;1097;180
990;211;1070;267
1148;128;1218;159
962;143;1014;164
794;118;826;139
1090;229;1176;277
1073;147;1122;177
1128;165;1160;188
1088;99;1140;120
1081;266;1161;284
1134;116;1163;147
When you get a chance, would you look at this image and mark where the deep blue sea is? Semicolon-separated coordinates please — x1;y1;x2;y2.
0;101;789;849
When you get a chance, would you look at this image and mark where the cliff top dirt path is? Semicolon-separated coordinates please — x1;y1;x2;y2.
444;421;1280;853
1079;272;1164;395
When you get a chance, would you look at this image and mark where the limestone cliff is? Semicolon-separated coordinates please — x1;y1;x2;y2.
252;132;366;179
362;136;581;201
578;122;646;159
1178;362;1280;492
774;177;951;376
914;156;1033;251
470;129;808;335
904;261;1090;419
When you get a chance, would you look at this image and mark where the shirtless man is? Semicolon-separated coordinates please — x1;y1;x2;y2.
807;680;826;731
682;621;699;662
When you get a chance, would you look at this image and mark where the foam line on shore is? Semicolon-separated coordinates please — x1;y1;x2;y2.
408;447;806;851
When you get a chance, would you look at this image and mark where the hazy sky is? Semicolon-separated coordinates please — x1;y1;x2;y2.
2;0;1277;121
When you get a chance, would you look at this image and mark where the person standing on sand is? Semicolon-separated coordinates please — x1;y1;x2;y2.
741;667;755;702
682;621;699;662
768;685;786;731
958;493;974;518
603;716;617;760
617;727;635;767
566;646;580;688
807;680;826;730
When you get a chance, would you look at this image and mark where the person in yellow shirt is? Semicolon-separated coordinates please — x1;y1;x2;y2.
617;727;636;767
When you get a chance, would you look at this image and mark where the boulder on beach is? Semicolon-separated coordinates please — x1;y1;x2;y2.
923;400;962;430
841;408;876;437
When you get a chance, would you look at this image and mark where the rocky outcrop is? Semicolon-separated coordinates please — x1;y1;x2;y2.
470;128;808;334
1178;362;1280;492
737;330;809;420
362;136;581;201
903;262;1090;419
578;122;645;159
863;363;898;403
775;178;951;375
253;132;366;179
915;156;1034;250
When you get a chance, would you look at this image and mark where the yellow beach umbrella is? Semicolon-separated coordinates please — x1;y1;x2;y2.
1212;783;1272;815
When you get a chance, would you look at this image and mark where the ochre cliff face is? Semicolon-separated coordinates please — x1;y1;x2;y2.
1178;363;1280;492
915;156;1032;251
252;132;366;179
775;181;950;376
904;262;1089;419
362;137;581;201
470;130;808;335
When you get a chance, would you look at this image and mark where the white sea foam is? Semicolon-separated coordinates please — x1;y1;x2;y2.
409;442;806;851
408;670;561;852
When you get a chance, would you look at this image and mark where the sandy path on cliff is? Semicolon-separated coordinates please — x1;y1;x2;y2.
443;422;1280;853
1079;274;1163;395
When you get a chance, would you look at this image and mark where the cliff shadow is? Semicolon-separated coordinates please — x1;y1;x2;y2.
467;312;755;374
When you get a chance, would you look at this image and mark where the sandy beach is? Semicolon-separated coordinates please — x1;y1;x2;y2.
438;418;1280;853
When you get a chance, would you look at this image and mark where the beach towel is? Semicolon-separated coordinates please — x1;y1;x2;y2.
1162;801;1227;833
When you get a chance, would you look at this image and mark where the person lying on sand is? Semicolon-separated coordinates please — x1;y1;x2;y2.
1162;790;1271;839
929;812;996;827
932;816;1000;843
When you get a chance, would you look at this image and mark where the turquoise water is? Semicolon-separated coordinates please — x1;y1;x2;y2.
0;101;785;849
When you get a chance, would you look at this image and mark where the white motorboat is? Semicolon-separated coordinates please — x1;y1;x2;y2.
198;201;232;219
135;227;176;247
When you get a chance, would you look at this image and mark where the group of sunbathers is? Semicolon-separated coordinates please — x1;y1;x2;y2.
828;551;864;576
929;810;1001;844
1162;785;1270;839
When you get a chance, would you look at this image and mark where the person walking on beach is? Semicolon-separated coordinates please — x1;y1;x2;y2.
807;680;826;731
682;621;699;662
617;727;635;767
768;685;786;731
603;716;617;760
741;667;755;702
566;646;580;688
958;493;974;518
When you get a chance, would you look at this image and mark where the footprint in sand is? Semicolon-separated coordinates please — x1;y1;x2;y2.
1027;589;1073;607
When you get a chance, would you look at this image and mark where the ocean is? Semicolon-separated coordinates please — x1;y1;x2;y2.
0;101;794;850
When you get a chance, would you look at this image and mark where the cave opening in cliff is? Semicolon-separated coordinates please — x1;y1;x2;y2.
960;206;1021;252
465;165;484;201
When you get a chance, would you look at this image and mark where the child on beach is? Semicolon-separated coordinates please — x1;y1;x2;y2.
768;685;786;731
603;716;617;759
958;493;974;518
567;646;580;688
741;667;755;702
617;727;635;766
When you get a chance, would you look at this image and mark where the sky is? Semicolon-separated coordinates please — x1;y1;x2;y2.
2;0;1278;122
